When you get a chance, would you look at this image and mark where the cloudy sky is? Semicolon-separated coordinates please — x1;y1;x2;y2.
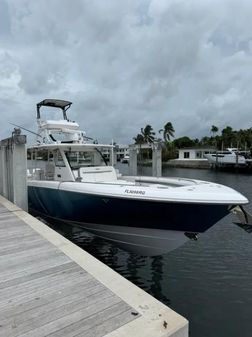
0;0;252;144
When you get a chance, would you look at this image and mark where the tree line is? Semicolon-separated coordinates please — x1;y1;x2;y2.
133;123;252;160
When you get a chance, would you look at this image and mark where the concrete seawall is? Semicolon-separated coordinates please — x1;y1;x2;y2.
163;160;210;169
138;159;210;169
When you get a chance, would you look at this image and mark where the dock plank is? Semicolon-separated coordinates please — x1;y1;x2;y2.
0;268;91;309
0;203;138;337
77;305;135;337
0;277;99;320
0;238;51;256
45;302;134;337
14;298;126;337
0;251;70;281
0;261;77;290
0;286;113;337
0;254;71;283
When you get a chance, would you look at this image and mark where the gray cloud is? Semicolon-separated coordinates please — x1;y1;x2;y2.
0;0;252;144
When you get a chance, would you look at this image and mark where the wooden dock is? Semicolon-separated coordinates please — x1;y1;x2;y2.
0;195;188;337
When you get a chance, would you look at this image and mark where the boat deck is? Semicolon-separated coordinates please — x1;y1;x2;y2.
0;196;188;337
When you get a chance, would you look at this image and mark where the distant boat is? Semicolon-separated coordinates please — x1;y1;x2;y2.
204;148;247;166
121;154;129;163
27;99;248;256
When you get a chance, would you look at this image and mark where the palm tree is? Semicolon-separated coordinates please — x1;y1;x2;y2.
159;122;175;142
133;134;145;144
141;124;155;143
211;125;218;137
221;126;234;147
200;136;211;146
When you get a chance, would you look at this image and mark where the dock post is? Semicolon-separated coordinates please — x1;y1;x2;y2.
129;145;137;175
152;142;162;177
0;146;9;198
0;129;27;211
13;132;28;211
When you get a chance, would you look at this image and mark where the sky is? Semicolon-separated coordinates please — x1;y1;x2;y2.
0;0;252;144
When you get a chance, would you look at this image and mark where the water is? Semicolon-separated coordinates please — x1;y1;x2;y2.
48;165;252;337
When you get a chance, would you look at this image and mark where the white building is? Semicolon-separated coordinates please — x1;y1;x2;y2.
178;147;215;160
115;144;129;160
102;144;129;161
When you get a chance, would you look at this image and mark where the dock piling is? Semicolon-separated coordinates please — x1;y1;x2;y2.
129;142;162;177
0;128;27;211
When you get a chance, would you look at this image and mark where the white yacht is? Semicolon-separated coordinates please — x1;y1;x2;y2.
121;154;130;163
204;148;247;166
27;99;249;255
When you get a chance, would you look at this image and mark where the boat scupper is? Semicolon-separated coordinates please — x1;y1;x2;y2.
27;99;249;256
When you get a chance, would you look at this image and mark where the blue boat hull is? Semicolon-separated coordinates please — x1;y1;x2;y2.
28;186;231;233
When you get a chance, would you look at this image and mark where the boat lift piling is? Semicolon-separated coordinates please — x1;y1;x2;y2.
129;142;162;177
152;141;162;177
0;128;27;211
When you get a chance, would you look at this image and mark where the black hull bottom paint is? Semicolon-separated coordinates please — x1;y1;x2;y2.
28;186;231;233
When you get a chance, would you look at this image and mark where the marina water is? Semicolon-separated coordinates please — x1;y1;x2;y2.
49;165;252;337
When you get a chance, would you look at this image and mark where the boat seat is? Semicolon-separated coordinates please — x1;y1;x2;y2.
79;166;118;182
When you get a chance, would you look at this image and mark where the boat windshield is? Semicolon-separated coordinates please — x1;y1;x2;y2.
65;151;93;168
65;149;107;169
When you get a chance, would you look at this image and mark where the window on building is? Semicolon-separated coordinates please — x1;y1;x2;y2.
184;152;190;159
196;151;202;158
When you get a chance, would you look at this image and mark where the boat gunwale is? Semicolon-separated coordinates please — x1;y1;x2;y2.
27;180;248;205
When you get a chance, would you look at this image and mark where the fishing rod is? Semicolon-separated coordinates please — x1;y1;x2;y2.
9;123;42;138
